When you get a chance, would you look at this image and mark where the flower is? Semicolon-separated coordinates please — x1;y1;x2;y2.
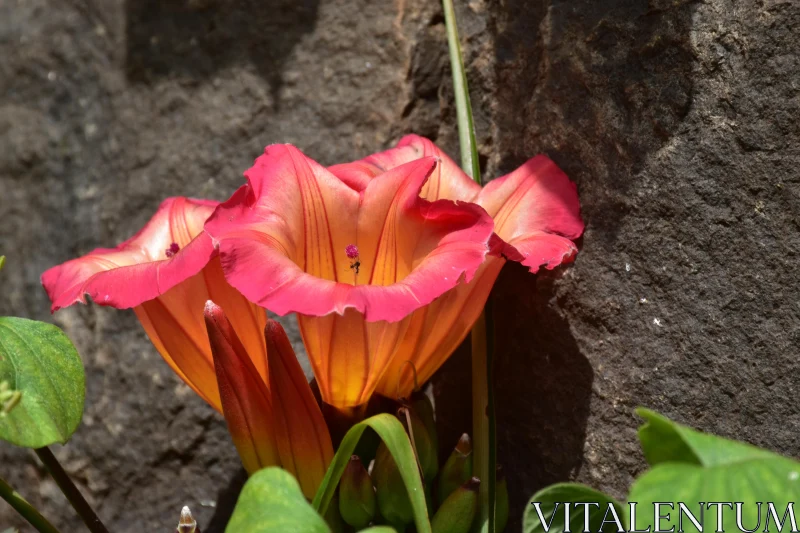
204;144;496;410
205;302;333;498
41;197;267;412
328;135;584;399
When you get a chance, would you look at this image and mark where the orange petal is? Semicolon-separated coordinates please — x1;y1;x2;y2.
132;257;267;413
376;257;505;399
205;301;279;474
298;309;410;408
202;258;268;385
265;319;334;499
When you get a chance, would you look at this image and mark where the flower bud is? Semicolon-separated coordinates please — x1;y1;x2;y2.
373;441;414;529
410;388;438;453
176;506;198;533
431;477;480;533
204;301;279;474
399;406;438;483
397;407;439;483
338;455;377;529
265;319;333;499
436;433;473;506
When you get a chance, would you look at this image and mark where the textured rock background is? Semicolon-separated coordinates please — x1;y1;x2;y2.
1;0;798;531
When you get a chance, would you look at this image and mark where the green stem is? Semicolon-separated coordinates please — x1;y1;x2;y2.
0;474;61;533
443;0;481;183
443;1;496;531
35;447;109;533
469;310;491;532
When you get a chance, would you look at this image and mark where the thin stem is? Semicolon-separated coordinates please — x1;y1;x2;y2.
442;0;481;183
0;474;61;533
469;307;494;533
35;447;109;533
442;0;496;531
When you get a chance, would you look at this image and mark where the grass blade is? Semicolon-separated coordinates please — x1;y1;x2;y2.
312;413;431;533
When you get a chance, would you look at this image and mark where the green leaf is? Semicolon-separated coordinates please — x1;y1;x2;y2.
312;413;431;533
0;317;85;447
633;409;800;532
628;458;800;533
523;483;625;533
227;467;330;533
637;408;778;467
360;528;397;533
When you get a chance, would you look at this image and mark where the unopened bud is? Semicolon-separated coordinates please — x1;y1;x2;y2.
398;406;438;482
436;433;472;506
374;441;414;529
176;506;198;533
431;477;480;533
339;455;376;529
410;388;438;454
0;255;5;271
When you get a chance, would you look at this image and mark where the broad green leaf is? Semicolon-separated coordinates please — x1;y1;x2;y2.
312;413;431;533
227;467;330;533
523;483;625;533
637;408;778;467
628;458;800;533
0;317;85;447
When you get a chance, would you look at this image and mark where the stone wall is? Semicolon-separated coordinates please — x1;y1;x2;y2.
1;0;798;531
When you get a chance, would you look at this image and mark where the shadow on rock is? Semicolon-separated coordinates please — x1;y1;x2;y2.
433;262;592;531
204;467;248;533
491;0;697;243
125;0;320;106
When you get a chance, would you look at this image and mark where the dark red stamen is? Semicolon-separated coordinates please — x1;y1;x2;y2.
165;242;180;258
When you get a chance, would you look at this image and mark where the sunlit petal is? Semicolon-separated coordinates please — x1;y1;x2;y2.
205;301;278;474
265;319;333;498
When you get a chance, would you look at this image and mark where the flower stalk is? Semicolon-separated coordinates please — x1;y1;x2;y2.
0;475;60;533
34;447;109;533
442;0;496;530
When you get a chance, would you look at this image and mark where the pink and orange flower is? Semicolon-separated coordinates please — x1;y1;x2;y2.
41;134;582;481
41;197;267;412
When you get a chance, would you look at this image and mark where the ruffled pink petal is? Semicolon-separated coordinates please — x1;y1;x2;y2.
476;155;584;272
41;197;218;311
328;134;482;202
205;144;494;324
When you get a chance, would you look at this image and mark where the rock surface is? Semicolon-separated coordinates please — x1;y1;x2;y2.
1;0;798;531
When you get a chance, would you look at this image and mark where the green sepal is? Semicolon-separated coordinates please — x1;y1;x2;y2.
431;477;480;533
436;433;473;506
339;455;376;529
374;441;414;529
